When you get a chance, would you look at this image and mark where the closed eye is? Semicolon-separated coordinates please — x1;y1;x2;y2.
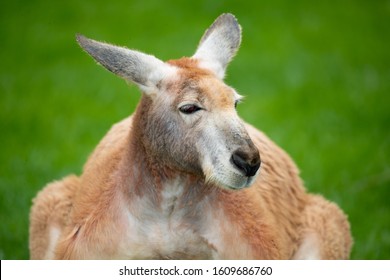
179;104;202;115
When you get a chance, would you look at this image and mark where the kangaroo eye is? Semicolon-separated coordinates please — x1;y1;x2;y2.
234;100;240;108
179;104;202;115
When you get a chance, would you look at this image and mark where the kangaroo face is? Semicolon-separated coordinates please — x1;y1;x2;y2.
77;14;261;190
141;58;260;190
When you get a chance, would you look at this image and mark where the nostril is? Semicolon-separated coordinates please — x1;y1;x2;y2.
249;159;261;176
231;152;247;174
231;150;260;177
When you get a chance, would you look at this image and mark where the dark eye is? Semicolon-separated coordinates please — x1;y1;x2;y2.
179;104;202;115
234;100;239;108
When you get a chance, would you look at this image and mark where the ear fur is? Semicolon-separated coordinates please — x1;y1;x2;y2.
76;34;175;94
193;13;242;79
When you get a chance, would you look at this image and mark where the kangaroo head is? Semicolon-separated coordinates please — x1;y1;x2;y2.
77;13;261;190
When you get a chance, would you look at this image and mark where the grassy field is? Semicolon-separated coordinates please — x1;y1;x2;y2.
1;0;389;259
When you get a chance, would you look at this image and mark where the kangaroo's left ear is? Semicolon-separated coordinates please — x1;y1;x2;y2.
192;13;242;79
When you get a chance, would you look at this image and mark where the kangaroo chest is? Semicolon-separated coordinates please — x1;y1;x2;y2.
120;181;220;259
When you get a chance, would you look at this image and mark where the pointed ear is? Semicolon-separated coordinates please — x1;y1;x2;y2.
76;34;175;94
192;13;241;79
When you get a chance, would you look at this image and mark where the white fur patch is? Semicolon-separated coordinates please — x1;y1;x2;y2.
44;226;61;259
139;62;178;95
195;59;225;79
292;232;321;260
122;178;220;259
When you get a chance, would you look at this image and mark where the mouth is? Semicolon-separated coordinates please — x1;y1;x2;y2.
206;168;259;191
224;174;257;190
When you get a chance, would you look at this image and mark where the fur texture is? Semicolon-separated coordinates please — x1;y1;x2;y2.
29;13;352;259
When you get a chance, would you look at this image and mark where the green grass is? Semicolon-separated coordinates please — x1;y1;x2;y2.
1;0;389;259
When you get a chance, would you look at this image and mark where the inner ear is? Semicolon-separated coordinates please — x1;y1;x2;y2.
193;13;242;79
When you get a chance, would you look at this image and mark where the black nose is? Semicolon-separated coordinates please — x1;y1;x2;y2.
231;149;261;177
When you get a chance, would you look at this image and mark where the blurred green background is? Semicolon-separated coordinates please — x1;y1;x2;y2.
1;0;389;259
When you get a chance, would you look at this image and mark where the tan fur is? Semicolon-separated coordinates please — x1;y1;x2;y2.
29;175;79;259
29;15;352;259
29;114;352;259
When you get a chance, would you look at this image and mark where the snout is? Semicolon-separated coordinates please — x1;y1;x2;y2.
200;118;262;190
231;148;261;178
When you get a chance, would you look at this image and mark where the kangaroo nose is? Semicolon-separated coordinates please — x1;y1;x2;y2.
231;149;261;177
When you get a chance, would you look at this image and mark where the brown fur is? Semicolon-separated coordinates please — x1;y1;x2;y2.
168;58;236;110
29;41;352;261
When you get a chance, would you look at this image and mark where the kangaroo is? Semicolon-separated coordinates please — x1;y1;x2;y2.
29;13;352;259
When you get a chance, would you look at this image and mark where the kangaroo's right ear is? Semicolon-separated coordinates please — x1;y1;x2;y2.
76;34;175;95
